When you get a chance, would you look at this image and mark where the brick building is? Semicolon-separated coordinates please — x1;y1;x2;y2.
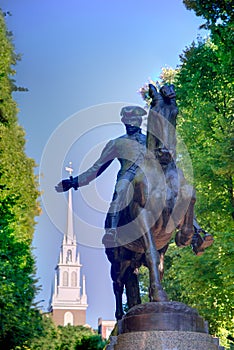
98;318;116;339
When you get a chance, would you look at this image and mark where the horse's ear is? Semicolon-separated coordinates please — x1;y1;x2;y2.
148;84;158;99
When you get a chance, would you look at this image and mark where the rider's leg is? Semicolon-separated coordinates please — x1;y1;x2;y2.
102;213;120;247
103;178;133;246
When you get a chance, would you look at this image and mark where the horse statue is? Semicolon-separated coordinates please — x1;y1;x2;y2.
104;84;196;320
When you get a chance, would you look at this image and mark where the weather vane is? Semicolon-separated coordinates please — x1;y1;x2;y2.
65;162;73;176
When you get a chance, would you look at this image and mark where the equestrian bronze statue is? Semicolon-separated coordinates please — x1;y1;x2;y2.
55;85;213;320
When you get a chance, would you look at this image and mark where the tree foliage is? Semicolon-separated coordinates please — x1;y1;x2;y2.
30;317;107;350
176;37;233;224
166;3;233;347
0;9;42;349
139;2;233;348
57;324;97;350
182;0;233;29
172;13;233;345
75;334;106;350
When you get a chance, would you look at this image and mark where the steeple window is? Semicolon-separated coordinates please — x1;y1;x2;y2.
63;271;69;286
67;249;72;262
71;271;77;287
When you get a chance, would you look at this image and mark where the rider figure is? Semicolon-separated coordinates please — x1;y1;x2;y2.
56;106;147;246
55;106;213;255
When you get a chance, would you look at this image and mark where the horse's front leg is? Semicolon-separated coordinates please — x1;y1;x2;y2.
158;244;169;281
173;184;196;247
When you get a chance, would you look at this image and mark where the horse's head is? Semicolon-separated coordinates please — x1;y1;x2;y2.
160;84;176;99
148;84;176;109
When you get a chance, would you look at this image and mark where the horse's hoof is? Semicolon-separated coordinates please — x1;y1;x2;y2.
150;289;168;302
191;233;214;255
157;289;168;302
175;230;193;247
200;233;214;249
115;312;124;320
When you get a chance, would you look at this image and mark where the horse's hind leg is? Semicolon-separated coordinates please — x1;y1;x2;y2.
106;248;124;320
113;280;124;320
124;266;141;309
111;263;124;320
139;209;168;302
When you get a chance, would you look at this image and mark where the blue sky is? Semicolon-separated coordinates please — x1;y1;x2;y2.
1;0;208;328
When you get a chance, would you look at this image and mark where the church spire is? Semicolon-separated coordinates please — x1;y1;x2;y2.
64;162;75;244
49;162;88;326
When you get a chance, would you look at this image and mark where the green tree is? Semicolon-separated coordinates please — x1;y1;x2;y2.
182;0;233;29
138;7;233;346
176;37;233;224
30;319;103;350
57;325;95;350
75;334;107;350
29;316;60;350
0;9;42;349
164;9;233;347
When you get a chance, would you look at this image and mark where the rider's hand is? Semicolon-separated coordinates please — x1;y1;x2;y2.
55;179;72;192
55;176;78;192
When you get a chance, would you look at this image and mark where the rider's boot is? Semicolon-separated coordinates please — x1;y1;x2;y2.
102;214;119;248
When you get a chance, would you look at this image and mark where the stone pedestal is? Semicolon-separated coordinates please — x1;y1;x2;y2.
114;330;223;350
111;302;224;350
119;301;207;334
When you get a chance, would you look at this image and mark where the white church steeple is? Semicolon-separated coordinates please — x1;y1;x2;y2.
49;163;88;326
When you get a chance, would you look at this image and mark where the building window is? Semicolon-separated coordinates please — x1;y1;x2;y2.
64;311;73;326
71;271;77;287
63;271;69;286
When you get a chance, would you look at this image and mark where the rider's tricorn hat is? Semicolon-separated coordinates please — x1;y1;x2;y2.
120;106;147;126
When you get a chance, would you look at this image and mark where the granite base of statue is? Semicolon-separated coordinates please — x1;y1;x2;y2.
106;301;224;350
